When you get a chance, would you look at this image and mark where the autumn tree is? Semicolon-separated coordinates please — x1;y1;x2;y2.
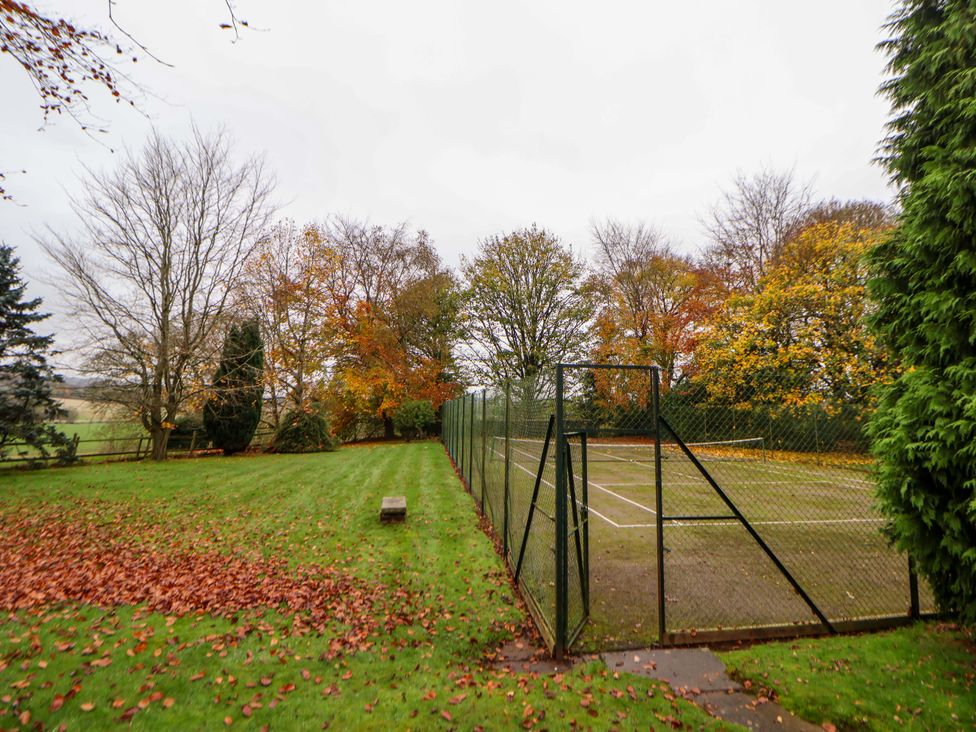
239;221;337;426
590;219;723;389
461;225;593;394
324;218;461;439
203;319;264;455
695;214;894;409
868;0;976;622
42;128;275;460
0;244;72;460
703;166;813;292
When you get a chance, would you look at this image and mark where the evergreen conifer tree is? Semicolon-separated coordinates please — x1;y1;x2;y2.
868;0;976;621
0;245;71;460
203;319;265;455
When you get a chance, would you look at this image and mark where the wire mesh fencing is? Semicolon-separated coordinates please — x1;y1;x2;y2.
442;376;568;653
442;363;930;655
656;371;935;643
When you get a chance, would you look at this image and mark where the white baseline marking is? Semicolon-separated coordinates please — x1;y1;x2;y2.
500;445;882;531
502;444;625;528
667;517;885;528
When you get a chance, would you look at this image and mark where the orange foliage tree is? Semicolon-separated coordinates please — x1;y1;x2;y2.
589;220;724;409
322;218;462;440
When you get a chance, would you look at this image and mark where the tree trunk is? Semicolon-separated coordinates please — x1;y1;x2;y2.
150;428;171;461
383;416;395;440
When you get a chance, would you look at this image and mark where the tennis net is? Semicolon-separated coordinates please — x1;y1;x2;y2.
496;436;766;464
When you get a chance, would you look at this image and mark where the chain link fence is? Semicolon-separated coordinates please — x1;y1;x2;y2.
442;364;932;655
656;370;935;644
443;376;568;653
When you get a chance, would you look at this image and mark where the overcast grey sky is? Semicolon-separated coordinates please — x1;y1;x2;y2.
2;1;896;312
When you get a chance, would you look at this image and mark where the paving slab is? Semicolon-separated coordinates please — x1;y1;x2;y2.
489;639;574;674
602;647;740;693
601;648;820;731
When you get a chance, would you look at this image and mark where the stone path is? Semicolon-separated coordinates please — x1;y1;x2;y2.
601;647;821;731
489;638;823;730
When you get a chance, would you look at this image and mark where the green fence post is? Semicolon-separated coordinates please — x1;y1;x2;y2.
554;364;568;660
468;392;475;489
652;367;666;644
480;390;487;514
459;396;466;478
503;381;511;559
909;557;921;620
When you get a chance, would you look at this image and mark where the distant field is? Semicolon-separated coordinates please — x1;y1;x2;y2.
55;397;109;423
1;422;145;464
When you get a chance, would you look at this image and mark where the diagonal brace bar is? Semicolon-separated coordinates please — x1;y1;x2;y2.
658;415;836;634
515;415;555;583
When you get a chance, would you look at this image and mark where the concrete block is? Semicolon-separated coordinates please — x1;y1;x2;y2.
380;496;407;523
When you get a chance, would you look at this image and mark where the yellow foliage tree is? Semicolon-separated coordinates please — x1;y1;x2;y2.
694;220;896;410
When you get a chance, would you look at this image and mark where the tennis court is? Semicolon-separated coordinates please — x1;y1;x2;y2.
444;364;934;656
496;432;932;650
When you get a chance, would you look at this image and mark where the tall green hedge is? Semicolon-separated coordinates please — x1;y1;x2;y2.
203;319;264;455
868;0;976;622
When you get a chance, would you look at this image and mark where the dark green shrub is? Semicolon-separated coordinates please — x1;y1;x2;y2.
392;400;436;440
272;408;338;454
204;319;264;455
867;1;976;621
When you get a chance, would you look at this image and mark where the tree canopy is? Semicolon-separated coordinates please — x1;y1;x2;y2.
461;225;593;394
868;0;976;622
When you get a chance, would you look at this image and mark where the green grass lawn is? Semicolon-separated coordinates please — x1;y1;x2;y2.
0;442;729;730
721;623;976;730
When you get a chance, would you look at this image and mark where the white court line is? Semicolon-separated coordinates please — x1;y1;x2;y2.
667;517;885;528
502;444;626;529
589;482;657;515
593;482;653;487
663;480;873;488
587;447;644;464
667;459;876;487
508;444;658;517
501;444;882;531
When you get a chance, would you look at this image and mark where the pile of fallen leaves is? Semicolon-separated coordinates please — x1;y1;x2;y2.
0;508;415;655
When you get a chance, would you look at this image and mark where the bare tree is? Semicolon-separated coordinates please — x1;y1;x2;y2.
592;219;673;342
461;225;594;394
1;2;253;199
41;127;275;459
793;198;896;232
591;218;722;386
702;166;813;291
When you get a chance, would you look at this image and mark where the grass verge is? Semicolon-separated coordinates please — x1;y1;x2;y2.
720;622;975;730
